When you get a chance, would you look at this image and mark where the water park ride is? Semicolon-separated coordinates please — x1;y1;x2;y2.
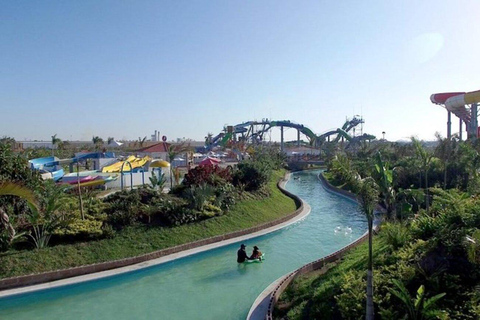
431;89;480;139
101;156;152;173
206;117;375;151
29;157;64;181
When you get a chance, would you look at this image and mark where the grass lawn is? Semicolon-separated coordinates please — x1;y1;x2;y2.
0;170;297;278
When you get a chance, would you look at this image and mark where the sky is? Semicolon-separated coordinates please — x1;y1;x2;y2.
1;1;480;143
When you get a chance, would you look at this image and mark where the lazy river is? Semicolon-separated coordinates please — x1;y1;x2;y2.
0;170;367;320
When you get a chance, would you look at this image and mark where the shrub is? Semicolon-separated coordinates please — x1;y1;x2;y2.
334;270;366;319
182;165;232;187
54;218;104;240
382;222;411;249
233;161;271;191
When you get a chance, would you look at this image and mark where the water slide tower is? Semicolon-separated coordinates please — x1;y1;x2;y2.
431;90;480;139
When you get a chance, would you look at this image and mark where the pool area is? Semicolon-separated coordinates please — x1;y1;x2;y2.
0;170;367;320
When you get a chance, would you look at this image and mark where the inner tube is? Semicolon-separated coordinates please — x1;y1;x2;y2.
244;254;265;264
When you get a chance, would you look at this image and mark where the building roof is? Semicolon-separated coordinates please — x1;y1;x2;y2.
136;142;171;153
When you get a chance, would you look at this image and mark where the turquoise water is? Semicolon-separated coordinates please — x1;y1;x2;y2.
0;170;367;320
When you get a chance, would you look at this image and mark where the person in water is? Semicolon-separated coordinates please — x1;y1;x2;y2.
250;246;262;260
237;244;252;263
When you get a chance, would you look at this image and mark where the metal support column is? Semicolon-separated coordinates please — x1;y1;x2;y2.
280;126;284;153
297;130;300;147
459;119;463;141
471;103;478;139
447;111;451;139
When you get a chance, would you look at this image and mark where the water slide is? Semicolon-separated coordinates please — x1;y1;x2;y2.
101;156;151;173
431;90;480;123
28;157;64;181
206;118;373;150
101;156;136;173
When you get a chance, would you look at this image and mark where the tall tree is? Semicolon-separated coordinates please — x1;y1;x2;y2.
92;136;104;150
434;133;456;189
138;136;147;147
412;137;433;212
374;152;395;217
51;134;61;156
167;143;190;188
356;176;379;320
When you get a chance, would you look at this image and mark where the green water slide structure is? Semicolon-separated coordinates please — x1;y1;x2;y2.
205;117;375;150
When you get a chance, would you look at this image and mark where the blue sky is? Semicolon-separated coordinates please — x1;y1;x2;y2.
1;1;479;142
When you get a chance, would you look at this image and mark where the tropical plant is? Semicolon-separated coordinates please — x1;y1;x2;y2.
185;184;216;212
356;176;378;320
92;136;104;150
233;160;271;191
466;229;480;265
107;137;115;145
374;151;395;217
26;181;70;248
167;142;190;187
411;137;434;212
434;133;456;189
138;136;147;147
389;279;446;320
182;165;232;187
0;182;38;249
51;134;62;156
149;171;166;191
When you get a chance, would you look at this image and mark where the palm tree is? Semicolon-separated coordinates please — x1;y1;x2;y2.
167;142;190;188
138;136;147;148
92;136;104;150
374;152;395;218
357;176;379;320
412;137;433;212
0;182;38;246
51;134;61;156
434;133;456;189
107;137;115;145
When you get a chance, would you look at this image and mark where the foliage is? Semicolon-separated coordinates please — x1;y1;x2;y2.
53;217;104;240
373;152;396;216
382;222;411;249
0;182;39;250
182;165;232;187
26;181;71;248
148;171;167;191
335;270;366;319
0;170;295;278
233;160;271;191
389;279;446;320
0;141;42;189
327;153;360;192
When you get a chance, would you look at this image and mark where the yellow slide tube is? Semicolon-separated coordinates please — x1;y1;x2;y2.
464;90;480;105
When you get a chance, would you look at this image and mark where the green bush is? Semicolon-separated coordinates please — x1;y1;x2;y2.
54;218;104;240
382;222;411;249
233;161;271;191
334;270;366;319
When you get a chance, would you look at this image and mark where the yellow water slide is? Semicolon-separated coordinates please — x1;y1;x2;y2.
129;156;152;170
102;155;136;173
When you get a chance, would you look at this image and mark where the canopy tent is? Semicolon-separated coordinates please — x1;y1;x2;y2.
199;157;221;166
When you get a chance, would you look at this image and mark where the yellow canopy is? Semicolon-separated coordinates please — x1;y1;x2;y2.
150;159;170;168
